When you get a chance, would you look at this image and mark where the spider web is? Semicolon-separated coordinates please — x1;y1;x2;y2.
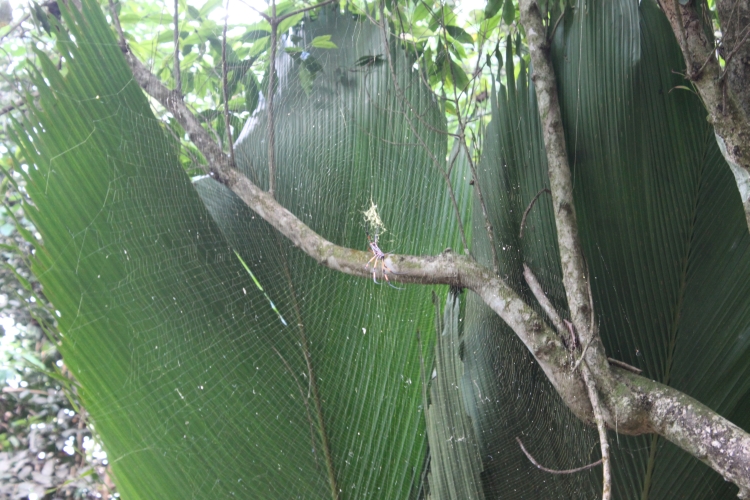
14;0;750;499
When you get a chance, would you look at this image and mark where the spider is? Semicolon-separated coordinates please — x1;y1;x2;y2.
364;232;403;289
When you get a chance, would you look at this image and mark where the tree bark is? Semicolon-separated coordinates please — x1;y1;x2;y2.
717;0;750;122
658;0;750;234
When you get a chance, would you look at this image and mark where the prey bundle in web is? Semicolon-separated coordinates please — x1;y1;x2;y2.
363;198;387;238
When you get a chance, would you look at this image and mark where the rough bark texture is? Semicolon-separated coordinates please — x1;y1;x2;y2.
659;0;750;233
717;0;750;122
620;372;750;498
114;10;750;495
516;0;594;348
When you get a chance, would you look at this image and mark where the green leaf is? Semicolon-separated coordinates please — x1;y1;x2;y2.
12;3;471;497
413;2;431;23
244;71;260;115
186;5;200;19
156;30;174;44
298;64;313;94
249;35;270;57
445;25;474;45
278;12;304;35
448;59;469;91
424;290;485;499
485;0;503;18
240;28;271;43
198;0;223;18
428;6;458;31
311;35;338;49
31;2;51;35
201;7;471;496
502;0;516;25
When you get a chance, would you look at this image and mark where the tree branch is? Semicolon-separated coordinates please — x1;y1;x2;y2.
221;3;235;168
113;6;750;494
266;0;278;197
517;0;595;351
516;436;602;474
173;0;181;95
581;362;612;500
620;371;750;497
658;0;750;234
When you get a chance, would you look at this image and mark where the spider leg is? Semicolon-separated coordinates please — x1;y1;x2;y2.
380;258;404;290
365;253;379;283
381;259;399;275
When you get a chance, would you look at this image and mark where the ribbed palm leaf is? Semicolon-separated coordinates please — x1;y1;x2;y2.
9;0;750;498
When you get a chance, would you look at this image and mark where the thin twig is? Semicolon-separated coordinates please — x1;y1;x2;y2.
108;0;125;45
443;20;499;273
572;256;597;370
275;0;337;24
580;362;612;500
240;0;337;24
523;263;565;335
607;357;642;374
269;231;339;498
376;2;470;254
270;345;318;464
0;12;30;42
548;10;565;45
721;26;750;75
221;2;235;167
266;0;277;197
173;0;181;95
516;437;602;474
519;187;551;238
571;337;590;371
0;95;35;117
518;0;594;343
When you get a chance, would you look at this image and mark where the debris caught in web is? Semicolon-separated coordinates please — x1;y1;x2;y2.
363;198;387;237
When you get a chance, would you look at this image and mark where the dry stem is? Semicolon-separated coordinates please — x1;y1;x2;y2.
516;437;602;474
581;362;612;499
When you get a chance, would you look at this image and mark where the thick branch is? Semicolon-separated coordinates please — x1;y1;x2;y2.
118;13;750;493
619;372;750;497
518;0;615;422
517;0;598;365
124;50;233;174
658;0;750;234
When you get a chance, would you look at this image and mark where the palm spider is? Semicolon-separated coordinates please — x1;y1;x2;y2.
364;232;403;289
